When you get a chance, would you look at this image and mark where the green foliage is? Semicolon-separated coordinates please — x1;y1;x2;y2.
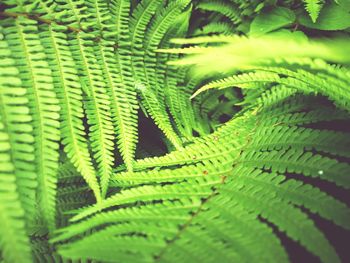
298;1;350;30
249;6;295;36
0;0;349;263
302;0;325;22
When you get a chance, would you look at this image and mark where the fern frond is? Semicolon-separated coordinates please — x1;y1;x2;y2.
137;84;183;149
260;107;349;127
71;0;134;191
53;201;199;242
221;176;341;263
109;0;139;171
132;0;191;148
31;236;61;263
70;31;114;199
240;148;350;188
133;114;251;169
39;23;101;202
143;0;191;88
248;126;350;157
233;166;350;229
85;0;115;35
57;160;83;184
179;51;350;112
162;21;197;139
165;36;350;74
59;235;164;262
52;104;350;262
53;0;89;28
303;0;324;23
70;177;221;222
2;0;40;13
197;0;241;24
129;0;163;78
161;210;288;263
3;17;61;231
0;36;32;263
255;84;297;106
191;71;285;98
110;161;232;189
254;93;349;125
253;66;350;112
1;19;39;225
194;21;235;36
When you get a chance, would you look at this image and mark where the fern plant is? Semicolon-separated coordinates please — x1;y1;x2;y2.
0;0;349;262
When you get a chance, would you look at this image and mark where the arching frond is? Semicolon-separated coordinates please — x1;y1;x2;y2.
52;104;349;262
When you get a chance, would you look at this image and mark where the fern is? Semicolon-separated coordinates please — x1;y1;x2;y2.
0;20;40;231
53;106;349;263
0;35;32;263
0;0;349;262
303;0;324;22
197;0;241;24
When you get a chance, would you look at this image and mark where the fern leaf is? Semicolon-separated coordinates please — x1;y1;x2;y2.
197;0;241;24
256;94;349;126
110;161;232;189
70;179;219;222
143;0;191;90
194;22;235;36
133;114;251;169
52;106;349;262
130;0;189;148
0;35;32;263
191;71;284;98
247;66;350;112
109;0;139;171
248;126;350;158
1;18;39;226
240;148;350;188
160;12;197;139
261;108;349;127
233;166;350;229
53;201;198;242
39;23;101;202
221;178;341;263
89;43;122;197
54;0;89;28
165;36;350;78
70;31;115;199
303;0;324;23
3;17;61;231
137;84;183;149
59;235;164;262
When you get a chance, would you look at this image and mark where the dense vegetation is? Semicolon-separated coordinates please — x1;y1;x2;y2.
0;0;350;262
